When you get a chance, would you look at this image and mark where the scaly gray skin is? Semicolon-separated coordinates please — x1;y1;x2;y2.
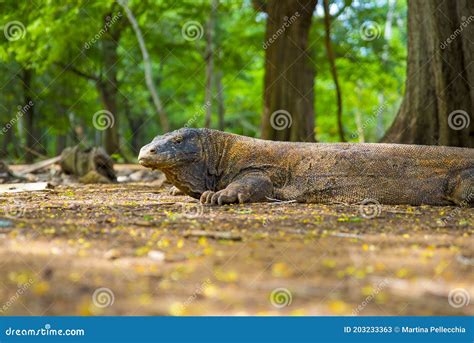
138;128;474;207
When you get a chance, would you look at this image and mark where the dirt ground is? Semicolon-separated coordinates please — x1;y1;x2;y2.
0;165;472;316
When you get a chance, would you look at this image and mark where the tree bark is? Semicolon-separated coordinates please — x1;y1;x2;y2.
118;0;169;132
383;0;473;147
261;0;318;142
322;0;345;142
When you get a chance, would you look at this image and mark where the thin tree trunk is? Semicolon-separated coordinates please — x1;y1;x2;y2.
383;0;473;147
376;0;394;139
118;0;169;132
99;12;121;155
20;68;36;163
354;109;365;143
376;93;385;139
123;97;144;155
215;70;225;131
354;82;365;142
56;135;67;155
96;80;119;154
54;104;67;154
204;0;217;128
1;122;13;157
60;57;120;155
323;0;345;142
261;0;318;142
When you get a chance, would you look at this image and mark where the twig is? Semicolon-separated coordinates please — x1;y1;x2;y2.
265;197;297;204
56;63;100;82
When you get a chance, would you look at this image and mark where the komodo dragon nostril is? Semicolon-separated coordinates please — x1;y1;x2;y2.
149;149;156;153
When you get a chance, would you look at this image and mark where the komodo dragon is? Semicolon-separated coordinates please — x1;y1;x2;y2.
138;128;474;207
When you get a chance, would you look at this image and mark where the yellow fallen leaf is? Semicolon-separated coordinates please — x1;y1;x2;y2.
169;302;185;316
396;268;409;278
272;262;292;278
322;259;337;269
214;269;238;283
328;300;349;314
33;281;50;296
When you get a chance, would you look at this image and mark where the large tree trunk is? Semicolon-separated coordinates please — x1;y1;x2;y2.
261;0;318;142
383;0;473;147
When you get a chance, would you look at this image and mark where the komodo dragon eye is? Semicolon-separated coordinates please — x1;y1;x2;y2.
172;136;184;144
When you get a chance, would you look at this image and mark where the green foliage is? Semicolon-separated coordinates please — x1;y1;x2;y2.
0;0;407;161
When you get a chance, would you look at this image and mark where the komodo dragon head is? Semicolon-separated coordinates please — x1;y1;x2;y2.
138;128;204;169
138;128;211;198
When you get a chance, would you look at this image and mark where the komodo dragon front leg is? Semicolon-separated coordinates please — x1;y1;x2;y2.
200;173;273;205
449;169;474;206
169;186;185;196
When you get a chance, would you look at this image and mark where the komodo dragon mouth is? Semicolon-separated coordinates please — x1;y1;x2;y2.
139;128;474;207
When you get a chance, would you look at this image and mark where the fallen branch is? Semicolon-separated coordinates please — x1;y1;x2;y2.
18;156;61;175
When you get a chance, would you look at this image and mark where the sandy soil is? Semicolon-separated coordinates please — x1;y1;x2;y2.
0;176;472;316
